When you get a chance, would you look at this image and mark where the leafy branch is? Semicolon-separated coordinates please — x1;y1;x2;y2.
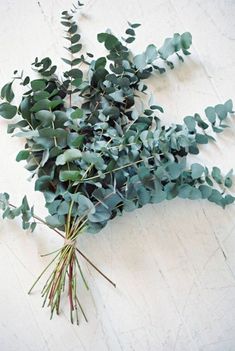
0;0;234;323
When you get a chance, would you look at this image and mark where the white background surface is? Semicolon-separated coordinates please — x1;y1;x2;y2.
0;0;235;350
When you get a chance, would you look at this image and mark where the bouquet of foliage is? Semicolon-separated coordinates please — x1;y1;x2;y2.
0;2;234;324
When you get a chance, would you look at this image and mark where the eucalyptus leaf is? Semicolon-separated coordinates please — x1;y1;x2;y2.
0;102;17;119
16;150;30;162
59;170;82;182
191;163;204;179
1;82;14;102
56;149;82;165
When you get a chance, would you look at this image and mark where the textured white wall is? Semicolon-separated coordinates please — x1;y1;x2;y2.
0;1;235;350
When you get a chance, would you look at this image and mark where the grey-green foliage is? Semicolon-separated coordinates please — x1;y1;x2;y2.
0;1;234;234
0;193;36;231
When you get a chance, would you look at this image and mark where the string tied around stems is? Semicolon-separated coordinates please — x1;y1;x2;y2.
64;238;76;247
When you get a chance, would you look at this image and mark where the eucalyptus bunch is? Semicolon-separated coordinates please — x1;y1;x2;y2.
0;1;234;324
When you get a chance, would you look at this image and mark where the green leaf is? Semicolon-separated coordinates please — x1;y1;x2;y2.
97;33;107;43
69;43;82;53
159;37;175;59
105;34;119;50
206;176;213;186
22;76;30;86
66;68;83;79
92;189;121;210
35;110;55;126
109;90;124;103
71;33;81;43
21;196;30;212
61;21;71;27
178;184;192;198
46;200;61;215
14;130;39;138
34;91;50;102
188;188;201;200
180;32;192;50
189;143;199;154
95;57;106;70
56;149;82;165
7;120;28;134
205;106;216;123
123;198;137;212
211;167;223;184
191;163;204;179
199;185;212;199
137;186;151;205
35;175;52;191
71;108;83;119
68;24;78;34
61;58;72;65
145;44;158;63
128;22;141;28
82;151;106;170
212;125;223;133
57;201;70;215
0;192;9;210
151;105;164;113
158;32;192;60
71;78;82;87
223;194;235;206
133;53;146;71
88;204;111;222
97;33;119;50
59;170;81;182
16;150;30;162
215;104;227;120
0;102;17;119
31;99;50;112
194;113;209;130
54;111;68;128
195;133;208;144
20;97;31;120
76;194;95;216
50;99;63;110
126;28;135;36
224;99;233;113
208;189;223;206
46;214;64;227
151;189;166;203
31;79;46;91
126;37;135;44
69;134;84;148
167;162;183;179
224;169;233;188
184;116;196;131
38;128;66;139
1;82;14;102
164;183;178;200
30;222;37;232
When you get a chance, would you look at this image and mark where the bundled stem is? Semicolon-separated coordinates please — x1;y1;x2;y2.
28;216;89;323
23;201;116;323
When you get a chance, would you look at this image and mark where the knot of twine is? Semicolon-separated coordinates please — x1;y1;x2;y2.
64;238;76;247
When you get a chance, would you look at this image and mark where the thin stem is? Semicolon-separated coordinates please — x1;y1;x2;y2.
75;255;89;290
75;247;116;287
28;251;60;294
51;121;58;147
80;156;155;182
76;296;88;323
40;247;62;257
68;254;74;322
4;201;116;287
